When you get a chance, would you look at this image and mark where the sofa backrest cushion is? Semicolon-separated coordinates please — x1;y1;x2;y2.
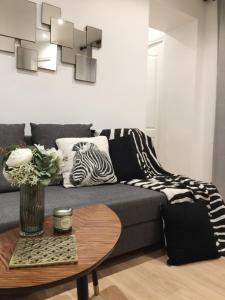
109;136;145;181
0;124;25;193
30;123;92;149
25;136;32;145
95;128;133;140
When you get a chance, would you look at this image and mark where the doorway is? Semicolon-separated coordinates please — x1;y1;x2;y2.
147;0;198;177
146;28;164;151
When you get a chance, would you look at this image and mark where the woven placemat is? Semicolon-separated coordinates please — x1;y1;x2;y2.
9;236;78;269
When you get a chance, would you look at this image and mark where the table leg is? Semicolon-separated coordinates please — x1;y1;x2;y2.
92;269;99;296
77;275;89;300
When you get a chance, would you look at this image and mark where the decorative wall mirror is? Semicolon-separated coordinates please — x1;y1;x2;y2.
0;1;103;83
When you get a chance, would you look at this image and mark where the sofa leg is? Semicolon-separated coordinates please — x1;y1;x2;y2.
92;269;99;296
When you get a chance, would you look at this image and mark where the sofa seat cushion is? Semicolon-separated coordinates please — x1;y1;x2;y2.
0;184;166;232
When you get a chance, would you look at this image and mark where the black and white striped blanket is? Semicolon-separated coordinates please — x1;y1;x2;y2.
98;128;225;255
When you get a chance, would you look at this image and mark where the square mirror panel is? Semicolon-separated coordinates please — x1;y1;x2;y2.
51;18;74;48
17;46;38;71
21;29;57;71
0;35;15;53
62;28;89;65
0;0;36;42
86;26;102;48
42;3;61;26
75;54;96;83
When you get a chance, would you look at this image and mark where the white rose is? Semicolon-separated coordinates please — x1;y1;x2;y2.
35;144;46;154
35;145;58;160
6;148;33;168
46;147;58;159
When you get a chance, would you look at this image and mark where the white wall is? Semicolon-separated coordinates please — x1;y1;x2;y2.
149;0;218;181
148;28;164;43
191;1;218;182
0;0;149;133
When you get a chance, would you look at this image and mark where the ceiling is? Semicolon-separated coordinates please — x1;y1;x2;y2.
149;0;195;32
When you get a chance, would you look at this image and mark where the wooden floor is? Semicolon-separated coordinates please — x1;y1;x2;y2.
4;248;225;300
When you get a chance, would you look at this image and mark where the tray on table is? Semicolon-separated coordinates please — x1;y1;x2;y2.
9;235;78;269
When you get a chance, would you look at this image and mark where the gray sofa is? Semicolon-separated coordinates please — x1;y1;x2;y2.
0;183;167;258
0;127;167;258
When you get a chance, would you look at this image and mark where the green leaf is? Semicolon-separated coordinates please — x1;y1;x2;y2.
40;179;51;186
47;166;57;175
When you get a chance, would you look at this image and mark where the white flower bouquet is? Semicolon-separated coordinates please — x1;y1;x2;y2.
2;144;63;187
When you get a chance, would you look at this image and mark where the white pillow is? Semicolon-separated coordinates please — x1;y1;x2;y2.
56;136;117;188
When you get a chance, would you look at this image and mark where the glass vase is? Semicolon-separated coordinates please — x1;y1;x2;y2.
20;183;45;237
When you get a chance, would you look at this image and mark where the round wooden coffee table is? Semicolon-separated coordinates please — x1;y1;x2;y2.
0;204;121;300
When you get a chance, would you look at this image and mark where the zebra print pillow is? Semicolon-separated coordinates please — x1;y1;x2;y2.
56;136;117;188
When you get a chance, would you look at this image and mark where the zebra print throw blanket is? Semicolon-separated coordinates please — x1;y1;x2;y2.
97;128;225;255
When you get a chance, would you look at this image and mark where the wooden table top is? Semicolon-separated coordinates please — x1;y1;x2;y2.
0;204;121;293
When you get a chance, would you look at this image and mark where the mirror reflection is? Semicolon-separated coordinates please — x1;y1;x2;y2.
21;29;58;71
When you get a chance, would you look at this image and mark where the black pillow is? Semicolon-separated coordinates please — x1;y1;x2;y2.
109;136;145;181
161;202;220;265
0;124;25;193
31;123;92;148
